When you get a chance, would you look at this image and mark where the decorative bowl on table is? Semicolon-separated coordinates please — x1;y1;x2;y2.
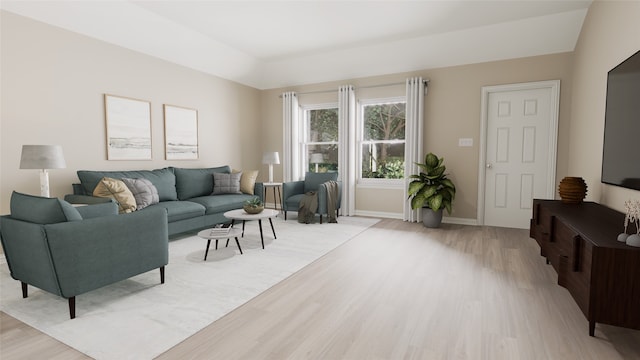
243;204;264;214
243;198;264;214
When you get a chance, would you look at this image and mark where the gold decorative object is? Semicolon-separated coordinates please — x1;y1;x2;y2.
558;177;587;204
243;204;264;214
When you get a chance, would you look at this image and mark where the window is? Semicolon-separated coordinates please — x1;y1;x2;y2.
301;104;339;176
359;98;406;184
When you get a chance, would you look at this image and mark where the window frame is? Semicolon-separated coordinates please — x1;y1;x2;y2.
357;96;406;189
300;102;339;179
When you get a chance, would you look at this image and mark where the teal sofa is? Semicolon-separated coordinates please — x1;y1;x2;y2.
0;192;169;318
64;166;264;236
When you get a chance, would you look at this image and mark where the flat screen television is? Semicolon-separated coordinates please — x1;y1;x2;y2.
601;49;640;190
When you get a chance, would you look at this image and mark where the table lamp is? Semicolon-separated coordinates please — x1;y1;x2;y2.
310;153;324;173
20;145;66;197
262;151;280;183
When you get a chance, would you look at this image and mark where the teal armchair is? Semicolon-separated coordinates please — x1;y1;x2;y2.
0;192;169;319
282;172;342;223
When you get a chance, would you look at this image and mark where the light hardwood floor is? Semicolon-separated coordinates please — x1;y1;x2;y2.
2;219;639;359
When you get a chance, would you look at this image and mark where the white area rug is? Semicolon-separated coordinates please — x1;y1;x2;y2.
0;216;379;360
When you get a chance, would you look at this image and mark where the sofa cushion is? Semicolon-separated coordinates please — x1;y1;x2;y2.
77;168;177;201
234;169;259;195
304;172;339;193
143;201;205;223
189;194;256;215
122;178;160;209
212;172;242;195
10;191;82;224
93;177;137;214
174;166;230;200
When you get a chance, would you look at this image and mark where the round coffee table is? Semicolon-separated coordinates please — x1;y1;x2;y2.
197;227;244;260
223;209;279;249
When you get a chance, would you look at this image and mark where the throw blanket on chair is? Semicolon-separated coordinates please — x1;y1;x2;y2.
325;180;339;223
298;191;318;224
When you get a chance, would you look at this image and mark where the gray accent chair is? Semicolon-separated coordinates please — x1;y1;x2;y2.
0;192;169;319
282;172;342;223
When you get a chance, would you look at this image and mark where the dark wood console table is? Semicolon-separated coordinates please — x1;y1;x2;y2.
530;199;640;336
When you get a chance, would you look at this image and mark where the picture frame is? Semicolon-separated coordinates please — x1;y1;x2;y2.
164;104;199;160
104;94;152;160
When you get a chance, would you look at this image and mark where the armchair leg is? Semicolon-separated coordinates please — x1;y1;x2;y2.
69;297;76;319
21;282;28;298
160;266;165;284
284;211;287;220
320;215;323;224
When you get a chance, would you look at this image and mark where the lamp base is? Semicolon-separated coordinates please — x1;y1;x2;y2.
40;169;50;197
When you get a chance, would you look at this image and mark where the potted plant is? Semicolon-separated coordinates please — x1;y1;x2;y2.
243;197;264;214
407;152;456;228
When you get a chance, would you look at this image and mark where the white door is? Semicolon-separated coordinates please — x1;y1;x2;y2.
479;81;559;229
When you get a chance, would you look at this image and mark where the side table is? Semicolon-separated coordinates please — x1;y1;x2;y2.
197;227;244;260
263;182;282;210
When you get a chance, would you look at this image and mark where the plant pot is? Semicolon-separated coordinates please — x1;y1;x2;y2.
243;205;264;214
422;208;443;228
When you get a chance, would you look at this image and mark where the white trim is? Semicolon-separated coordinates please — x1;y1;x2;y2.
443;216;479;226
477;80;560;226
354;210;403;219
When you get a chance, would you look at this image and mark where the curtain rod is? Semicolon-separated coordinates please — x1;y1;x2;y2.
279;79;429;97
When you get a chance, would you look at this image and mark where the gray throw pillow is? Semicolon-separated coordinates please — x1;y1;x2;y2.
212;172;242;195
122;178;160;209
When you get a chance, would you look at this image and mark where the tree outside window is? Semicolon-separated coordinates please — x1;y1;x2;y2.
304;107;338;173
361;101;406;179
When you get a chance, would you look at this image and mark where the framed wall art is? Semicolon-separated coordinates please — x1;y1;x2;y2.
164;104;199;160
104;94;152;160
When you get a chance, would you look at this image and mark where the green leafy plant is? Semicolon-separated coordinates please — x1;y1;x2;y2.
407;152;456;214
244;197;263;207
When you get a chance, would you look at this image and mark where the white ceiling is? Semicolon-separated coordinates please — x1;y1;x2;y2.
1;1;592;89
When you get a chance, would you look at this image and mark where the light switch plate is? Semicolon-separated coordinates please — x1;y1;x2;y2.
458;138;473;147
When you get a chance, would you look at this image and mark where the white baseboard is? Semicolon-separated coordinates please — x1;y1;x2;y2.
353;210;403;219
351;211;478;226
443;216;479;226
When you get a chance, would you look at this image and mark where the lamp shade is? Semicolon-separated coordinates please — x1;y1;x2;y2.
262;151;280;165
310;153;324;164
20;145;66;169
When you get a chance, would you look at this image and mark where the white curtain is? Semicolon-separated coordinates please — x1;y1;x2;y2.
282;92;299;182
338;85;356;216
404;77;426;222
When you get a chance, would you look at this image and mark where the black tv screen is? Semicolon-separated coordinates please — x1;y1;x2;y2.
601;50;640;190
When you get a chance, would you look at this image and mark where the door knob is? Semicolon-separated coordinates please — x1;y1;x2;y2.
486;163;493;169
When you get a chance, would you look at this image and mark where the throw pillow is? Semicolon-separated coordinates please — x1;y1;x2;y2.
93;177;137;213
10;191;82;224
212;172;242;195
121;178;160;209
233;169;259;195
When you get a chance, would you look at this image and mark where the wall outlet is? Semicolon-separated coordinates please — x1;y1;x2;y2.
458;138;473;147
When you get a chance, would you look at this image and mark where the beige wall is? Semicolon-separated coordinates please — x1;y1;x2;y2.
0;11;262;215
568;0;640;212
261;53;574;220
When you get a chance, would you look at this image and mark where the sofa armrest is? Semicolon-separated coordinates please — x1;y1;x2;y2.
317;181;342;214
75;202;119;219
44;207;169;298
64;194;115;205
253;182;264;203
283;181;304;198
0;216;62;296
